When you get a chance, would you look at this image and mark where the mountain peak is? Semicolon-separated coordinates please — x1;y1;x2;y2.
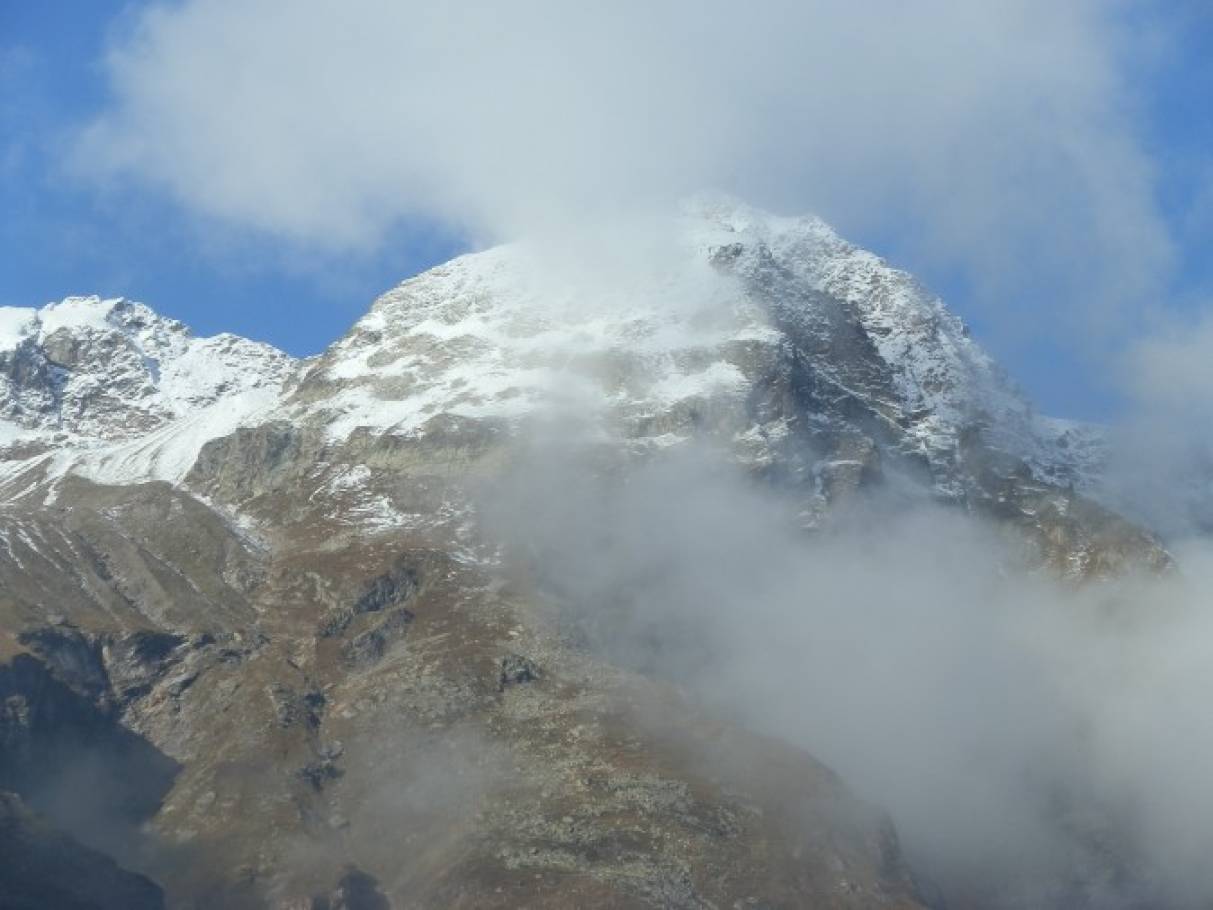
290;203;1078;491
1;296;117;350
680;192;838;240
0;295;196;354
0;295;296;491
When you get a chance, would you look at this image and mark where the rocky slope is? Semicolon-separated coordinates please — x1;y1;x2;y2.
0;200;1169;908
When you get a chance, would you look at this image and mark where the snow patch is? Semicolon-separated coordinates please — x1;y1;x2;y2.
72;386;284;486
0;308;37;351
39;296;119;335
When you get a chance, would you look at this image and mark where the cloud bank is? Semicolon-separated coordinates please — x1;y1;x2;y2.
1100;311;1213;538
484;439;1213;908
78;0;1172;330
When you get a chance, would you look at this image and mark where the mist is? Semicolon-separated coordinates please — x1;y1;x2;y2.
1098;313;1213;540
481;435;1213;908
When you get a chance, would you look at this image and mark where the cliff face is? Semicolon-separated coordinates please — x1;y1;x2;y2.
0;201;1167;908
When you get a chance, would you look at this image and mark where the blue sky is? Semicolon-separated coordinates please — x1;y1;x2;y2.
2;1;1211;421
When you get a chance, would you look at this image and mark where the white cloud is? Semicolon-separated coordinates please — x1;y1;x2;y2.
1130;312;1213;416
1097;309;1213;538
482;438;1213;906
77;0;1172;328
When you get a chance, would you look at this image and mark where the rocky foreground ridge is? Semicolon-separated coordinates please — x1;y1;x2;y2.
0;200;1168;908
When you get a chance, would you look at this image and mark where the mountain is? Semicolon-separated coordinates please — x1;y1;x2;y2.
0;200;1166;908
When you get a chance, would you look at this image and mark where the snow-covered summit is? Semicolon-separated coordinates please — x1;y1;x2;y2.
291;198;1092;496
0;295;296;489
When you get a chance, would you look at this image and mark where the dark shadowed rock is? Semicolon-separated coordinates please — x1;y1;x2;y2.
0;791;165;910
498;653;542;691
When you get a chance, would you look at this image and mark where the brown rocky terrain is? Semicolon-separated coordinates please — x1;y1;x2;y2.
0;444;928;908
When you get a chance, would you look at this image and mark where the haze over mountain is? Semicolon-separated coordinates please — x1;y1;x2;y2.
3;200;1213;908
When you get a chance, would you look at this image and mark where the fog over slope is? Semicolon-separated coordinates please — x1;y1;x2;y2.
486;433;1213;907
